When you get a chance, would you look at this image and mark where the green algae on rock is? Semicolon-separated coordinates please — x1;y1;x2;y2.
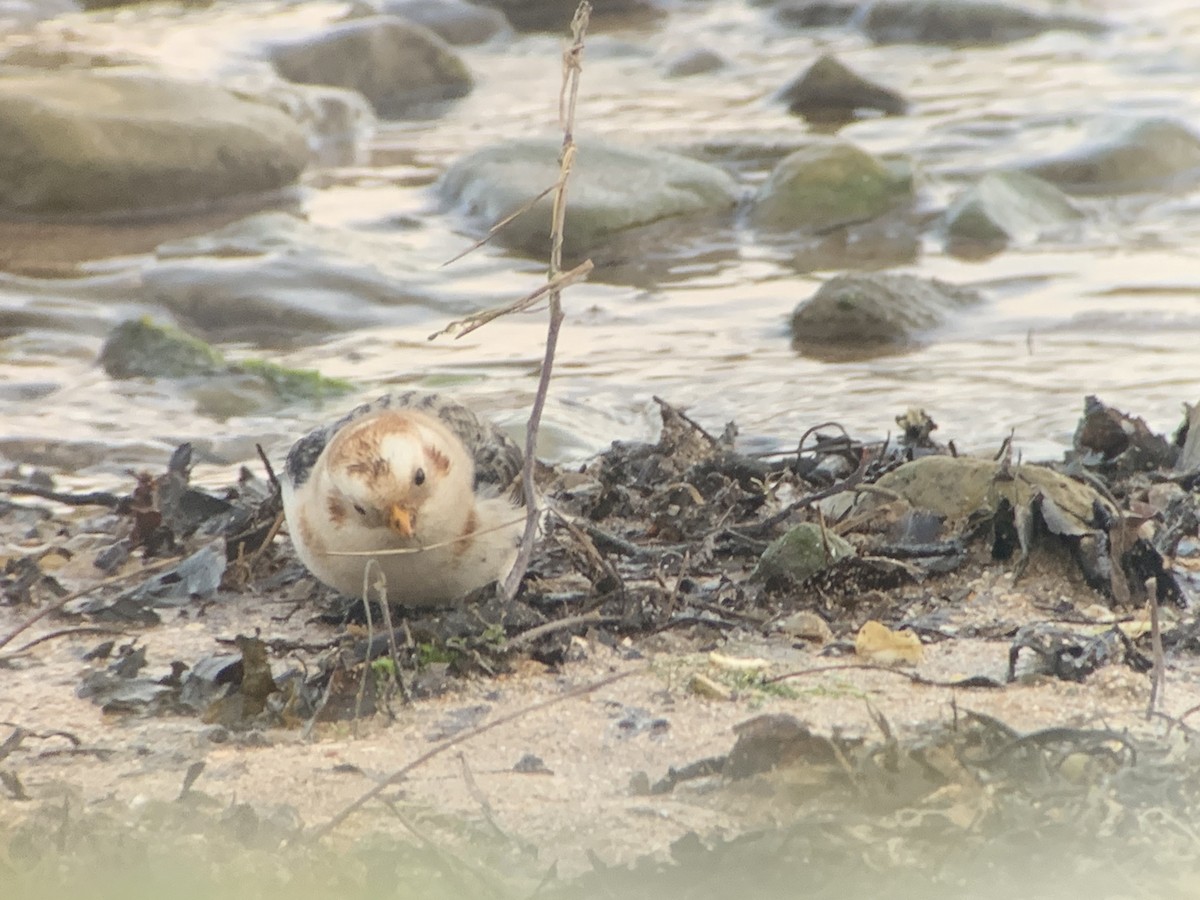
749;138;912;233
752;522;855;585
99;318;352;404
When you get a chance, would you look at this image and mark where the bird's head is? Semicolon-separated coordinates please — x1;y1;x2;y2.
322;410;458;540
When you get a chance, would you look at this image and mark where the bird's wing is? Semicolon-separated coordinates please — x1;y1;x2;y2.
284;392;524;500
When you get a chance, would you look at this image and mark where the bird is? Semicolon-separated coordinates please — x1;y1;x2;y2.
280;391;526;607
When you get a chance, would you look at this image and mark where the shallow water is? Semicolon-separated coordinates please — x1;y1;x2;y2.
1;0;1199;487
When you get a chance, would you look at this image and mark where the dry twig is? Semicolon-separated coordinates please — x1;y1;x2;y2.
504;1;593;600
429;259;594;341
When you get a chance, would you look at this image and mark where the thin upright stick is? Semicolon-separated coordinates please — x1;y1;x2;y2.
503;1;591;600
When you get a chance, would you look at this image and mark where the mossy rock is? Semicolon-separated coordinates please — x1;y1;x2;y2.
99;318;352;404
750;137;912;232
752;523;855;584
99;318;225;380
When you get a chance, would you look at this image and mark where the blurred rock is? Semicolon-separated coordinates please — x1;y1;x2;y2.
862;0;1105;46
767;0;858;29
0;70;306;217
99;317;353;416
476;0;662;32
440;137;740;259
752;523;855;585
749;137;912;232
1022;118;1200;195
269;16;472;118
664;48;727;78
367;0;509;44
944;170;1082;248
791;273;982;352
778;54;907;123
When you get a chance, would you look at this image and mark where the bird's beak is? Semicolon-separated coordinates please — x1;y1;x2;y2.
389;503;416;538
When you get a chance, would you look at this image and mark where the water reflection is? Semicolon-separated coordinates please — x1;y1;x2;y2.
0;0;1197;482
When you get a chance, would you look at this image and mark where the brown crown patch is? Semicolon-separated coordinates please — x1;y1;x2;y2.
345;456;390;482
327;412;414;486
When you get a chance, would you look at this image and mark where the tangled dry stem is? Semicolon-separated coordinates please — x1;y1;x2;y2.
504;1;593;601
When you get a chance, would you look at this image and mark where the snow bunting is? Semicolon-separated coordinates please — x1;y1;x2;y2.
281;392;525;607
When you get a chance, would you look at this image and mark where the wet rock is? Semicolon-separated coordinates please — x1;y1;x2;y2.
862;0;1105;46
767;0;859;29
477;0;662;32
100;318;223;381
791;273;982;351
99;318;352;409
440;137;740;259
1022;118;1200;195
752;522;855;585
0;70;306;217
944;170;1082;248
749;137;912;232
777;54;907;123
368;0;510;44
269;16;472;118
143;212;460;345
786;217;921;275
664;48;727;78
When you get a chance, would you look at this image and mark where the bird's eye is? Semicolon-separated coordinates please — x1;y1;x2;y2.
414;467;426;486
352;503;367;516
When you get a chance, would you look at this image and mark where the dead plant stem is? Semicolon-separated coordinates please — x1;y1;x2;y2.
503;1;592;600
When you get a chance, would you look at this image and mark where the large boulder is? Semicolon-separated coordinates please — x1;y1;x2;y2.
1022;119;1200;194
439;137;741;259
269;16;472;118
750;137;912;232
862;0;1105;45
791;273;983;353
0;69;307;217
944;170;1082;246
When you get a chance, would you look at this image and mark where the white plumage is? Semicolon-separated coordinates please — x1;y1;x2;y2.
280;392;525;607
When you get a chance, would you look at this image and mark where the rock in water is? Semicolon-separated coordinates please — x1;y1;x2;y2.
0;71;307;217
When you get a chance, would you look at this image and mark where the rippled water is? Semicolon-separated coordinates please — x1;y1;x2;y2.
2;0;1199;488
